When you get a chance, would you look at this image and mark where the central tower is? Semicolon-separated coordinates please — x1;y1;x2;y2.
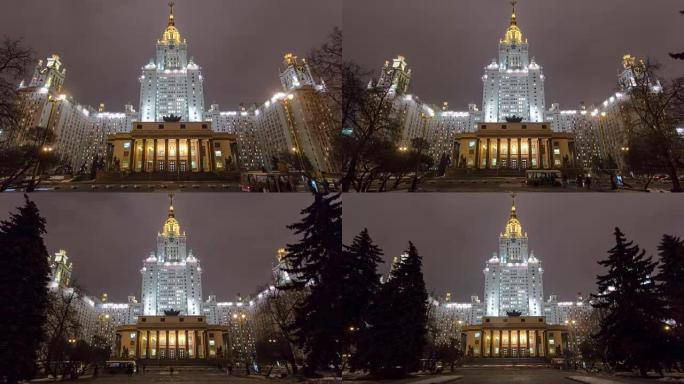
141;194;203;316
139;2;205;122
482;1;545;123
483;196;544;317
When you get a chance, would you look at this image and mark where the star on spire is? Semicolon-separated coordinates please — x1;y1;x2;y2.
168;1;175;26
168;193;175;218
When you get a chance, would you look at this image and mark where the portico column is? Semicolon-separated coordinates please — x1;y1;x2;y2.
128;140;135;171
188;139;193;172
547;139;552;169
156;330;160;359
175;331;179;359
517;138;522;170
185;330;189;359
164;139;169;172
165;330;169;359
537;138;542;169
208;139;215;172
474;138;480;169
131;139;137;172
146;330;150;359
496;138;501;169
198;139;204;171
506;138;511;168
135;331;141;358
153;139;158;172
527;137;532;168
141;139;147;172
175;138;180;173
194;330;199;358
485;138;490;169
517;329;521;357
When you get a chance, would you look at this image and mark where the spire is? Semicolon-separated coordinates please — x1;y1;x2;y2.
168;193;175;218
510;192;517;218
168;1;175;27
510;0;517;26
503;193;523;237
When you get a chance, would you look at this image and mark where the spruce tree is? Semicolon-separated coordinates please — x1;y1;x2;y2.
281;193;343;376
363;242;428;378
592;228;667;377
655;235;684;362
342;229;383;370
0;196;51;383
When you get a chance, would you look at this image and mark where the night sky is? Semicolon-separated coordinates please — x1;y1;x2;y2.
343;194;684;302
0;193;314;302
0;0;340;111
343;0;684;109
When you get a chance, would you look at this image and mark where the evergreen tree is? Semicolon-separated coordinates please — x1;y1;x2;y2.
655;234;684;362
363;242;428;378
592;228;667;377
281;193;343;376
342;229;384;370
0;196;51;383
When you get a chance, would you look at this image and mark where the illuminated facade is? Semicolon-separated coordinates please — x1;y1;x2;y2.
482;1;545;123
461;316;568;358
139;3;204;122
115;315;229;360
141;196;203;316
483;199;544;317
454;122;575;170
107;121;237;173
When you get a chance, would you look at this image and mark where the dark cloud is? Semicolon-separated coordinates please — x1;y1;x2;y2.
343;194;684;301
343;0;684;109
0;193;313;302
1;0;341;110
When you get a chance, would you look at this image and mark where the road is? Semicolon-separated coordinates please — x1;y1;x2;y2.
447;368;650;384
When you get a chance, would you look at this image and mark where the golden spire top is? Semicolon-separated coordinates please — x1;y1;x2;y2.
162;193;181;236
503;193;523;237
160;2;183;44
502;0;525;45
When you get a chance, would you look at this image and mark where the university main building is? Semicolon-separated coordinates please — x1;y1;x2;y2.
371;1;648;173
14;4;337;178
45;196;281;363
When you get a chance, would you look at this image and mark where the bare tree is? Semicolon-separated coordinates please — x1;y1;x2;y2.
0;36;33;143
622;59;684;192
39;284;85;380
254;288;307;375
340;65;403;192
0;125;58;192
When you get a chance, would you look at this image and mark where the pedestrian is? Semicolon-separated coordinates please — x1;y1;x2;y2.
127;363;134;376
142;363;146;374
576;174;583;188
586;175;592;189
227;364;233;375
93;364;99;378
170;366;174;376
